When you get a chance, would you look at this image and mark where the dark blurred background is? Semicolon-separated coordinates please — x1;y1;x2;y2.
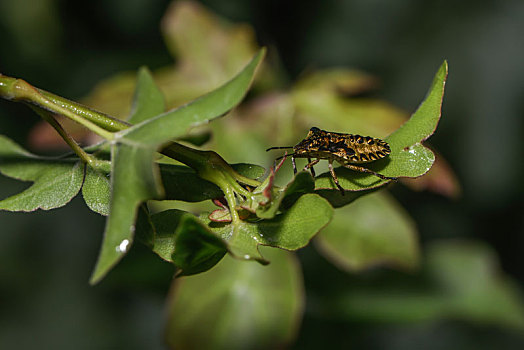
1;0;523;349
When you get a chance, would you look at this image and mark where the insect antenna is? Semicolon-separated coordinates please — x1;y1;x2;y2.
266;146;294;151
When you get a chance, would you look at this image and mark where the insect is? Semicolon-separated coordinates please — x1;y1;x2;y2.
266;127;397;194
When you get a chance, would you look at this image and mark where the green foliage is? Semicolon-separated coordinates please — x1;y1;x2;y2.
159;163;265;202
322;241;524;330
316;191;418;271
170;212;229;276
201;193;333;264
165;246;304;350
0;53;447;293
0;135;84;211
313;61;448;192
89;49;265;284
82;164;111;216
2;2;524;349
128;67;166;125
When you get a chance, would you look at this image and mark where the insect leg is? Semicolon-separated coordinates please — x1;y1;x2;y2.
291;156;297;174
304;158;319;177
342;163;397;181
328;160;345;195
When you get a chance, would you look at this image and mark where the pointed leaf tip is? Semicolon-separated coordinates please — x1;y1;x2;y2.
90;49;266;284
128;66;166;124
312;61;448;193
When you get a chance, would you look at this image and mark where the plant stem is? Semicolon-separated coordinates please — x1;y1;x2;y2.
163;142;260;188
223;185;240;223
0;75;116;140
163;142;259;217
1;73;264;218
38;89;130;132
29;106;99;165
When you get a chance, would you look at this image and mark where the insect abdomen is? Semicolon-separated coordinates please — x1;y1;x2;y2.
343;134;391;164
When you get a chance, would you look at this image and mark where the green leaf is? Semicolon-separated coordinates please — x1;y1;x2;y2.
143;209;227;275
166;246;304;350
178;131;212;146
382;61;448;177
127;66;166;124
141;209;183;261
230;163;266;180
325;241;524;330
255;171;315;219
0;135;84;211
85;66;162;214
81;1;273;120
173;214;228;276
82;164;111;216
162;1;266;91
203;193;333;263
135;204;155;248
120;49;266;145
427;241;524;329
314;61;448;192
90;143;163;285
160;163;265;203
160;163;224;202
293;68;379;97
292;71;406;137
387;62;448;146
315;191;419;271
89;49;265;284
315;186;380;208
